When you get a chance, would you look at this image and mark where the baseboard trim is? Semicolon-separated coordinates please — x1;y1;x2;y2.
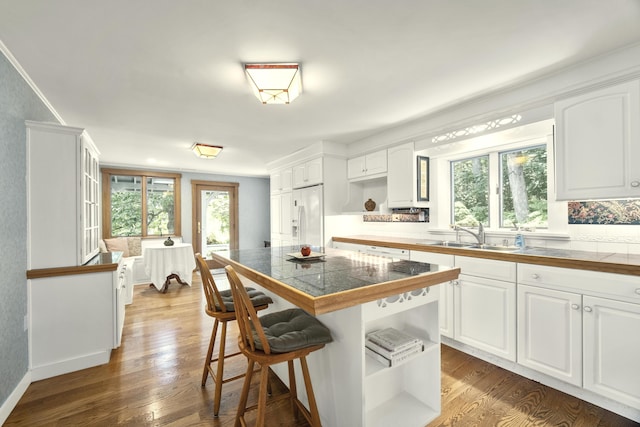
0;371;31;425
31;351;111;382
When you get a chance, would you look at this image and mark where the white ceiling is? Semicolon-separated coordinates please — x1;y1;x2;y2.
1;1;640;177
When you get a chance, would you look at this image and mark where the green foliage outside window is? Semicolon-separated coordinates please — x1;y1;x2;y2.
452;156;489;226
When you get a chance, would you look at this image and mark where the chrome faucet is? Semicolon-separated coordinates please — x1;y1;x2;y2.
452;223;485;245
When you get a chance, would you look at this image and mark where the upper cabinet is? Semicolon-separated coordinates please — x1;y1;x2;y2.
27;121;100;268
270;168;293;194
387;142;428;208
554;80;640;200
292;157;323;188
347;150;387;181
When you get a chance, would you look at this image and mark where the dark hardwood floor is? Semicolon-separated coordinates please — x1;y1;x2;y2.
5;272;637;426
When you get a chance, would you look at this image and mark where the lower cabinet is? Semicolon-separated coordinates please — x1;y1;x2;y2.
453;256;517;361
517;284;583;386
518;264;640;411
29;262;122;381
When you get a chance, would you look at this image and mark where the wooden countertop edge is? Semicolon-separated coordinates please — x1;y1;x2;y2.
332;236;640;277
26;262;119;279
211;252;460;315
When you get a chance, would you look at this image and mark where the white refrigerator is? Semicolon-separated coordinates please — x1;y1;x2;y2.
292;184;324;248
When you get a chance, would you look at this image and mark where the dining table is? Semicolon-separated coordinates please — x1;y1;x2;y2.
143;242;196;292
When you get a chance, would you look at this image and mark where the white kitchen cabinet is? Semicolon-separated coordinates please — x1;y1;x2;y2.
348;150;387;181
453;256;517;361
517;284;582;386
387;142;428;208
270;168;292;194
28;258;123;380
518;263;640;410
292;157;323;188
27;120;100;268
410;251;456;338
554;79;640;200
583;295;640;409
270;191;292;247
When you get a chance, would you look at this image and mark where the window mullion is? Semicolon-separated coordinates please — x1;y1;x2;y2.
488;152;500;230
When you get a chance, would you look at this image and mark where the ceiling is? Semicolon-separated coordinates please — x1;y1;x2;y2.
1;1;640;177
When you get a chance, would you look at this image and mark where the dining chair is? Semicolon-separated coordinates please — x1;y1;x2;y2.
195;254;273;416
225;265;333;427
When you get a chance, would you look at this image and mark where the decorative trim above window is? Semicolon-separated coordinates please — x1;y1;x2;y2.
431;114;522;144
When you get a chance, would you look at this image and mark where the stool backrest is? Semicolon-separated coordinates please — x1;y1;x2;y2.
195;253;228;314
225;265;272;354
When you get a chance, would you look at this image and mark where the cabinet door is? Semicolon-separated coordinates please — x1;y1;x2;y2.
81;138;100;264
280;191;293;238
270;194;281;234
387;143;414;207
281;168;293;192
583;296;640;409
455;274;516;361
347;156;367;180
554;80;640;200
270;171;282;194
292;158;323;188
517;285;582;386
365;151;387;176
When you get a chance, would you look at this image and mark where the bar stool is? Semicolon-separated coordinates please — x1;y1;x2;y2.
225;265;333;427
195;254;273;416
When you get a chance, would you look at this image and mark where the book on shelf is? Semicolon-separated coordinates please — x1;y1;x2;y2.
366;327;422;353
365;343;423;367
365;336;424;359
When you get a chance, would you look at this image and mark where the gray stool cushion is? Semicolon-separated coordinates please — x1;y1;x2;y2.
255;308;333;353
215;288;273;311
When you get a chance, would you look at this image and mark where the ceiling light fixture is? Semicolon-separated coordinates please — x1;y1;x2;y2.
245;63;302;104
191;143;223;159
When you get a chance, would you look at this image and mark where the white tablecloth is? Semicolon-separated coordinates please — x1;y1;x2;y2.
143;243;196;291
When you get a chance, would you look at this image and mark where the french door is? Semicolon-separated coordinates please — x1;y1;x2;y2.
191;181;239;268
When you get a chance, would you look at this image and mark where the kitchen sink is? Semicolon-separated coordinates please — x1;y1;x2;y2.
468;244;521;252
424;241;473;248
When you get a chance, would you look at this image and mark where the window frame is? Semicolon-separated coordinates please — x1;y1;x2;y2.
445;136;553;231
101;168;182;238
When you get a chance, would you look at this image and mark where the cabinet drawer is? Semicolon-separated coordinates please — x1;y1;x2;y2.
455;256;516;282
518;263;640;303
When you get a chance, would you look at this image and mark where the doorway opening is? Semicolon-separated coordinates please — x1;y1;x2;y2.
191;181;239;268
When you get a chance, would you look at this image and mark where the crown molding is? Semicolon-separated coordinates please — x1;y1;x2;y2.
0;39;65;125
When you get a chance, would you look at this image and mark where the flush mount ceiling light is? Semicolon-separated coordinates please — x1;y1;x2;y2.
245;63;302;104
191;143;223;159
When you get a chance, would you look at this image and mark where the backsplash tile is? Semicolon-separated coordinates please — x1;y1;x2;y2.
568;200;640;225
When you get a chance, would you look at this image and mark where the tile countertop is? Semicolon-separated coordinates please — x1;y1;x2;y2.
332;235;640;277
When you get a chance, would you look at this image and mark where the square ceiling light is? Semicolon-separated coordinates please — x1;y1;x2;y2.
191;143;223;159
245;63;302;104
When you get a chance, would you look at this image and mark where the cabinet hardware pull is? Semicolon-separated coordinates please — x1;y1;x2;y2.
631;181;640;187
453;280;459;286
571;304;580;310
531;273;540;279
635;289;640;295
584;306;593;312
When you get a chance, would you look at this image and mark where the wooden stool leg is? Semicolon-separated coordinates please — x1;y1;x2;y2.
287;360;298;416
255;364;271;427
236;359;255;427
202;319;220;386
212;321;228;416
300;356;322;427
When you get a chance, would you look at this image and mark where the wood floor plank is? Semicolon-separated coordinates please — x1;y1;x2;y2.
5;272;637;426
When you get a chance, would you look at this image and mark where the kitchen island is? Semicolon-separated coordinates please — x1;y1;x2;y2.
211;246;460;427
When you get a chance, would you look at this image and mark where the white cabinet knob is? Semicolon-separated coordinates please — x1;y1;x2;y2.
531;273;540;280
571;304;580;310
631;181;640;188
584;306;593;313
453;280;460;286
635;289;640;295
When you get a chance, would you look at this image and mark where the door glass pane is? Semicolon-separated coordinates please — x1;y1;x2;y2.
146;177;175;236
202;190;230;256
451;155;489;226
500;145;548;228
110;175;142;236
